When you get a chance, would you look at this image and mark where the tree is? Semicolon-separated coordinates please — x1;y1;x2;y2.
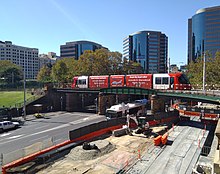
51;58;79;83
109;51;123;75
37;65;52;83
122;58;144;74
78;49;113;76
0;60;22;84
51;59;68;83
187;51;220;89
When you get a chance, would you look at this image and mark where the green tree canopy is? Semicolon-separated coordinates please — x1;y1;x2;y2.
51;58;79;83
0;60;22;84
187;51;220;89
122;58;144;74
37;65;53;83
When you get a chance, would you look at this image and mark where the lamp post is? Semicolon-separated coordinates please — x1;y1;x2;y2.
202;52;206;93
23;66;26;120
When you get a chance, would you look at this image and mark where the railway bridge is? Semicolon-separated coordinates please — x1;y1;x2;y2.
51;87;220;118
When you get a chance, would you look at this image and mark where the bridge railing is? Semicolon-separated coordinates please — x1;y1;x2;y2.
160;89;220;97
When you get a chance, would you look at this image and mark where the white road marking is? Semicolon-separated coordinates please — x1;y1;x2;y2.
6;134;24;139
35;125;49;130
0;133;11;137
0;117;104;145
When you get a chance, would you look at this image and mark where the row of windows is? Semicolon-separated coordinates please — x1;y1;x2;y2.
149;59;158;63
155;77;172;85
61;50;75;53
148;45;159;49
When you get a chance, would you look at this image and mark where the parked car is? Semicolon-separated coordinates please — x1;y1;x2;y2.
0;121;20;132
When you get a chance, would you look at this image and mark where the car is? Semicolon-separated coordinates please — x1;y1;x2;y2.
0;121;20;132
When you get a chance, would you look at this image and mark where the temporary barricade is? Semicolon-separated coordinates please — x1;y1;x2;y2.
161;133;168;145
154;135;162;146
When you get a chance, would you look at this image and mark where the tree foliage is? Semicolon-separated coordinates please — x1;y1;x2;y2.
37;65;53;83
0;60;22;84
187;51;220;89
51;58;79;83
37;49;143;83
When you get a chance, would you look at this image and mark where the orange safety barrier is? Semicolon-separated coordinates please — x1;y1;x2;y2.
1;124;122;174
154;135;162;146
161;133;168;145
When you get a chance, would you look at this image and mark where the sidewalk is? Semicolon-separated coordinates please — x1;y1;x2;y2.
11;111;66;123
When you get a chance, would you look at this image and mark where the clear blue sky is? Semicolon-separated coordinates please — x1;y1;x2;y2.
1;0;220;65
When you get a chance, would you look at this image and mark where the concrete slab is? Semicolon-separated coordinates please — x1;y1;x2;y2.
126;121;209;174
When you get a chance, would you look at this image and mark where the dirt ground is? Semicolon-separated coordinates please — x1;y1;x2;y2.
37;133;154;174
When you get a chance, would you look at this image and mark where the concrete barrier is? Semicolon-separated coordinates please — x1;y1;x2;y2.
2;119;125;174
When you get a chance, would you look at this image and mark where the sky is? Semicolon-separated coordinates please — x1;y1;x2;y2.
1;0;220;66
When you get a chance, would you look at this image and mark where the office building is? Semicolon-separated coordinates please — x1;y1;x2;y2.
39;52;58;69
0;41;39;79
60;40;107;59
188;6;220;63
123;31;168;73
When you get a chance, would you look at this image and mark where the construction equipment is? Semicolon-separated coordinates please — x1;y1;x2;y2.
127;114;151;135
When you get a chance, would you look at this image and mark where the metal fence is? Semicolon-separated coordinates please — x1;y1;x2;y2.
201;146;211;156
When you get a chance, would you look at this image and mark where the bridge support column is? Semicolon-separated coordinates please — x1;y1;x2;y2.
98;93;115;115
66;93;80;112
151;95;165;114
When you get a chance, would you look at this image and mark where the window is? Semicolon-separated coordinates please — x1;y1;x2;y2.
178;74;189;84
78;79;86;85
170;77;174;84
162;77;168;84
155;77;161;84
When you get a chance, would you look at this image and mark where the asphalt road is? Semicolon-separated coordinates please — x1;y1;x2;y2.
0;112;106;156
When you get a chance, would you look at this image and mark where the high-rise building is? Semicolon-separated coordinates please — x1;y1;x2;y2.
188;5;220;63
39;52;58;69
0;41;39;79
60;40;107;59
123;31;168;73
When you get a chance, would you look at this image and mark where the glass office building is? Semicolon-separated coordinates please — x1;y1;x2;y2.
60;40;107;60
123;31;168;73
188;6;220;63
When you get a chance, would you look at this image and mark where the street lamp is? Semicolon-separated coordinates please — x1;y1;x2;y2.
202;52;206;93
23;66;26;120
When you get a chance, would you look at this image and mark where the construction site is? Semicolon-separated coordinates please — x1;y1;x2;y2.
2;98;220;174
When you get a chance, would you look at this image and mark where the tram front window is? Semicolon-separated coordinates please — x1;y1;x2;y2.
178;74;190;84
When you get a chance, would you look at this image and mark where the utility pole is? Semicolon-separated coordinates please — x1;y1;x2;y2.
167;57;170;73
202;52;206;93
23;66;26;120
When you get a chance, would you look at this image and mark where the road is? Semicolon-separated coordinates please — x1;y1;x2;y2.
0;112;106;157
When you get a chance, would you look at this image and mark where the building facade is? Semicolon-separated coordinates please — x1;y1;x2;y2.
39;52;58;69
60;40;107;59
123;31;168;73
0;41;39;79
188;6;220;63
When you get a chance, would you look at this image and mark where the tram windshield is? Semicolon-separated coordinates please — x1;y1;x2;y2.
178;74;190;84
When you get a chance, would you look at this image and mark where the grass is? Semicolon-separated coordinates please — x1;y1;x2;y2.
0;91;33;108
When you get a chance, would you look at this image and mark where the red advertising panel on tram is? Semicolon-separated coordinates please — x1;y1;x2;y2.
110;75;125;87
126;74;152;89
89;76;109;88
